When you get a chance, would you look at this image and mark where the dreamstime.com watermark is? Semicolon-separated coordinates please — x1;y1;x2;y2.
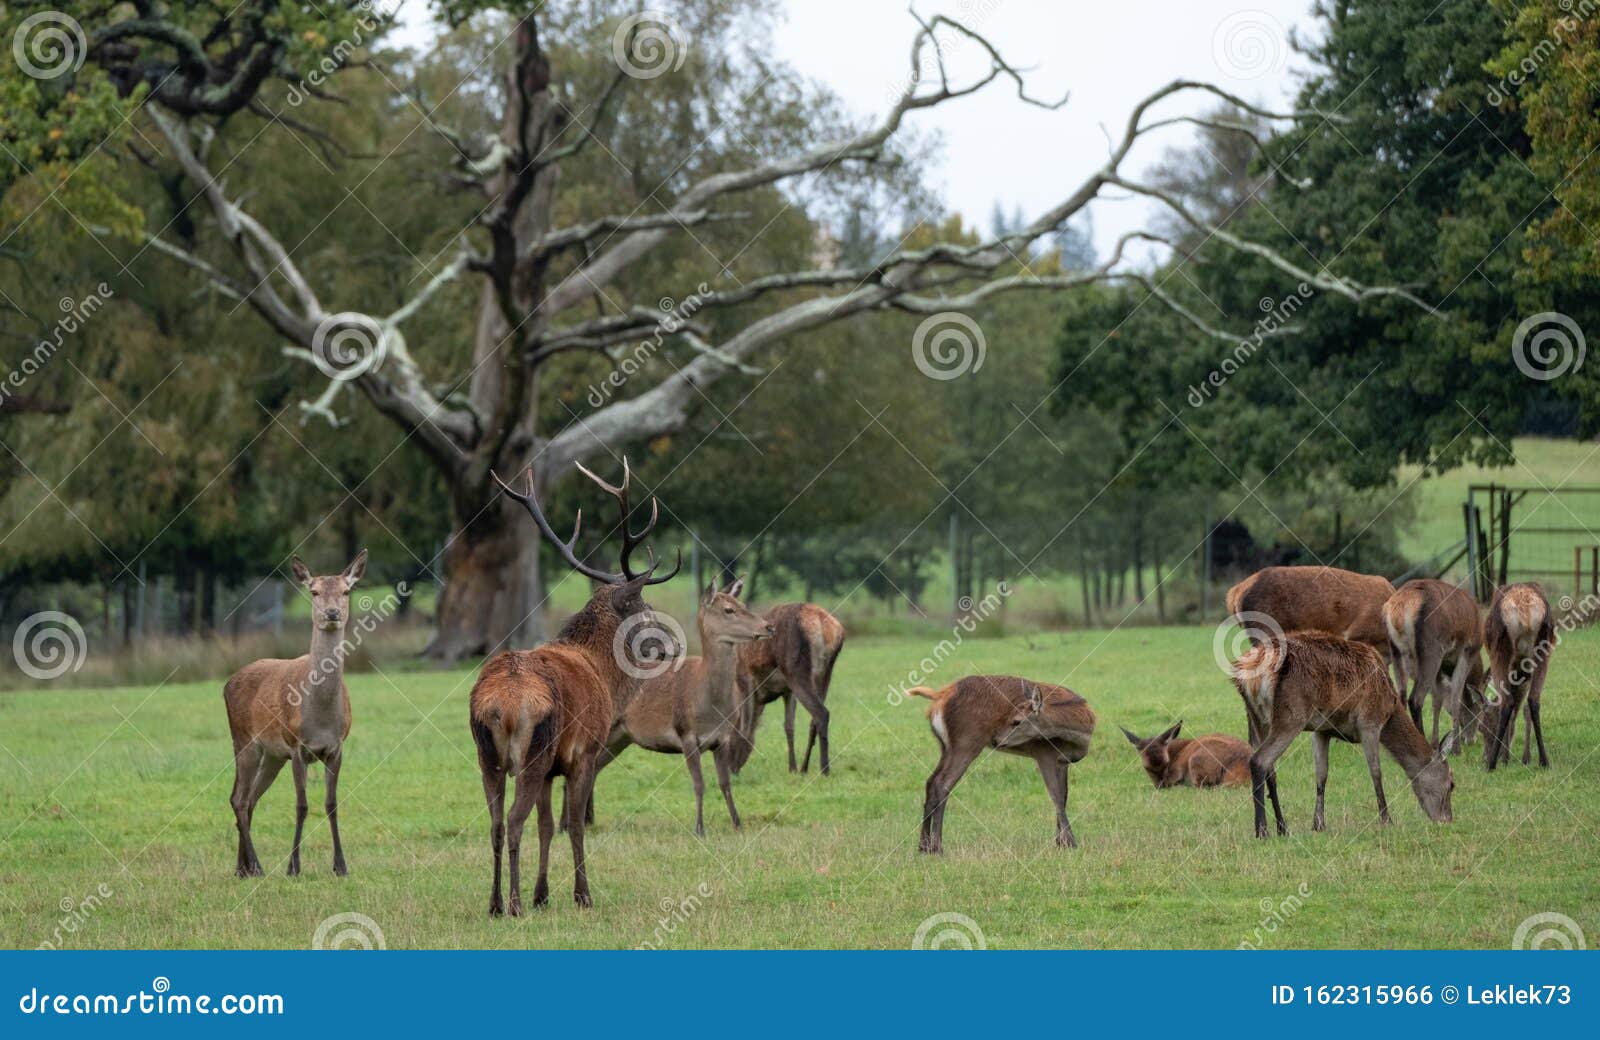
11;610;88;681
612;10;689;79
1512;912;1586;950
18;978;284;1016
881;0;1003;106
1487;1;1598;107
1;283;115;411
1187;283;1312;407
11;10;86;80
1511;311;1585;382
1212;9;1287;81
37;883;113;950
912;911;986;950
886;582;1012;704
585;284;713;408
290;583;411;706
1211;610;1285;677
284;1;401;107
911;312;987;381
612;610;688;681
1237;882;1313;950
637;882;714;949
311;911;385;950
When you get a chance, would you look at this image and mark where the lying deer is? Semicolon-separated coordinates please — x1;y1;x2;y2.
1383;578;1487;754
730;602;845;775
1484;582;1553;770
908;675;1095;853
1120;722;1251;788
468;459;679;915
1233;632;1454;837
223;549;367;878
587;577;772;835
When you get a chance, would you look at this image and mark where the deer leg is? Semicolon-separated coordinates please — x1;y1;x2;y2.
919;744;982;854
1249;727;1297;839
323;747;348;876
1358;727;1390;824
790;679;830;776
533;775;554;908
287;751;309;876
712;743;742;829
682;737;708;837
1438;650;1472;755
1312;731;1331;833
1033;753;1076;848
1529;697;1549;767
565;759;596;908
504;768;538;917
230;743;262;878
479;764;506;917
782;693;798;773
1485;693;1518;773
240;752;285;876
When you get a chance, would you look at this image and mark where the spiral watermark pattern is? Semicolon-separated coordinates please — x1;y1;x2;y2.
1511;312;1585;381
911;312;986;381
312;911;386;950
310;312;388;381
1512;912;1586;950
12;11;86;80
612;611;687;680
912;911;986;950
1212;610;1285;675
12;610;87;680
612;11;689;79
1211;11;1286;81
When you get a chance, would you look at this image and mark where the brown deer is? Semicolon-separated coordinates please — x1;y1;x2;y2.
1232;632;1454;837
1483;582;1553;770
585;577;773;835
908;675;1095;853
1226;565;1395;648
1119;722;1251;788
223;549;367;878
730;602;845;776
468;459;680;916
1383;579;1487;754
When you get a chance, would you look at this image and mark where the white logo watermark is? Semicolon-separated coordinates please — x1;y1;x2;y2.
12;11;85;80
912;911;986;950
1212;610;1285;676
1212;10;1286;81
1512;311;1585;381
912;312;986;381
311;911;385;950
12;611;87;680
612;611;687;680
612;11;689;79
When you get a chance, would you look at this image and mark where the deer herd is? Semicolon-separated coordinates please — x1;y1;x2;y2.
222;465;1560;918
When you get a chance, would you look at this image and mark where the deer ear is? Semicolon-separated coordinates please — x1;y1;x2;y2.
1024;682;1043;715
342;548;368;588
702;580;716;604
1120;725;1142;746
290;555;313;588
726;575;745;599
1158;720;1183;743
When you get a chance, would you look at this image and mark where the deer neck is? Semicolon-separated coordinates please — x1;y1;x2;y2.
698;627;742;713
1379;714;1434;780
302;623;350;714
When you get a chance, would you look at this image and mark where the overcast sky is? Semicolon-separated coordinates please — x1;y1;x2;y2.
396;1;1319;257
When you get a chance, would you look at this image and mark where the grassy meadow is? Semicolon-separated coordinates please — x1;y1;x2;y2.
1;623;1596;950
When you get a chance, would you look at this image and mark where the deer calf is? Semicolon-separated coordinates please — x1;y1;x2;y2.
1120;722;1251;788
468;460;679;915
731;602;845;775
223;549;367;878
1483;582;1553;770
1383;579;1487;754
908;675;1095;853
1233;632;1454;837
590;577;773;835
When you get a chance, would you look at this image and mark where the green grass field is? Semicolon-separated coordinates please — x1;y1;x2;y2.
2;624;1595;950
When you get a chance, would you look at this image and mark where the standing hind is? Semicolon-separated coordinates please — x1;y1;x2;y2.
1483;583;1553;770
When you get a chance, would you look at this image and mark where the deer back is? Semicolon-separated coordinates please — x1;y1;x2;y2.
1230;566;1394;646
1384;579;1481;663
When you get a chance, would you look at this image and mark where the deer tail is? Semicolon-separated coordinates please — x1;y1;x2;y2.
904;685;937;700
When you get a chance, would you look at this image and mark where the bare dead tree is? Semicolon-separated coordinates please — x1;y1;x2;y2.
84;6;1436;659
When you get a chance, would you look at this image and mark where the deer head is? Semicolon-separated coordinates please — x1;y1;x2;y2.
1121;720;1183;787
291;549;367;633
1412;754;1455;823
698;576;773;647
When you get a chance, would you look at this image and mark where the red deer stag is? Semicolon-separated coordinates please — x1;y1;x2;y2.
585;577;772;835
468;459;680;915
1233;632;1454;837
908;676;1095;853
1483;582;1553;770
1383;579;1487;754
730;603;845;776
223;549;367;878
1119;722;1251;788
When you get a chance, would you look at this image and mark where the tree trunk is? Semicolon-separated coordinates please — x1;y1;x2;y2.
426;493;548;661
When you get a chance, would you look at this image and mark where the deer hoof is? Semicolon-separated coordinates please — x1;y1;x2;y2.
488;898;504;918
574;891;593;909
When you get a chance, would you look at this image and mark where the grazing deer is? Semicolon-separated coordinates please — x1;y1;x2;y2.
1232;632;1454;837
908;675;1095;853
468;459;680;915
1119;722;1251;788
1226;565;1395;649
1383;579;1487;754
586;577;773;835
730;603;845;776
223;549;367;878
1483;582;1553;770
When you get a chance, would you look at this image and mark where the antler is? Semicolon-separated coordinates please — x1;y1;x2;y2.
573;457;681;585
492;457;681;586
